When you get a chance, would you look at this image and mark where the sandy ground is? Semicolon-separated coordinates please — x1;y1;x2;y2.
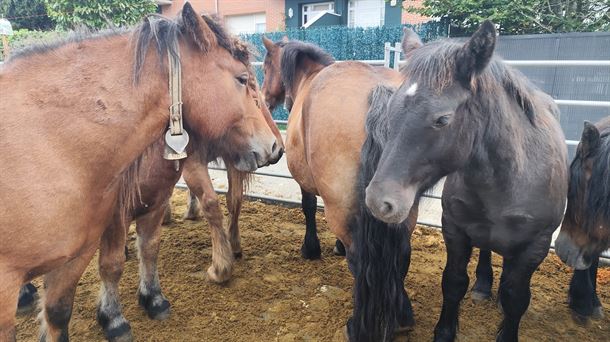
15;190;609;342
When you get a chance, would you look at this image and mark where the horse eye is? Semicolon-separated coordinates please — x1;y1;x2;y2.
434;115;451;128
236;73;249;86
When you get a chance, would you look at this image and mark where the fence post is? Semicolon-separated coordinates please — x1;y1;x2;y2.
383;42;391;68
393;42;401;70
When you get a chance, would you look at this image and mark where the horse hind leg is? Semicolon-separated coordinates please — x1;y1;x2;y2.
135;205;171;320
183;189;202;221
471;249;494;303
97;217;132;342
589;257;604;320
39;244;97;342
226;165;244;258
300;188;321;260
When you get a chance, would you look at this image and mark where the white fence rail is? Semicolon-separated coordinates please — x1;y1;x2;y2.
238;52;610;260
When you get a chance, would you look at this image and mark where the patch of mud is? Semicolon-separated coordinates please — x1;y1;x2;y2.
16;190;609;341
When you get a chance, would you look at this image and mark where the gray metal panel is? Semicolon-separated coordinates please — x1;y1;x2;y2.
494;32;610;158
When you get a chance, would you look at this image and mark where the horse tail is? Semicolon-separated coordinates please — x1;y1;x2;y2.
348;85;413;341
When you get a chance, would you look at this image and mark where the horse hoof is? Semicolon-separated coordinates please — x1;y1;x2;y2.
570;310;590;326
591;306;604;320
207;264;232;284
233;251;243;259
300;243;321;260
138;293;171;320
471;290;492;303
97;308;133;342
17;283;38;315
105;323;133;342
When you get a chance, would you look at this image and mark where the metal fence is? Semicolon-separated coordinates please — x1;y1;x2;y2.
211;38;610;259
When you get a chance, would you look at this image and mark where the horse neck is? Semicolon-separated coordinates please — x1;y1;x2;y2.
463;91;535;183
287;62;324;100
5;35;170;186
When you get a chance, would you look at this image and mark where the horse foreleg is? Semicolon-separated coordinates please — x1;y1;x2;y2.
471;249;493;302
183;159;233;283
183;189;202;220
434;223;472;342
226;164;244;258
135;205;171;320
39;244;97;342
495;237;549;342
569;255;603;324
0;270;20;342
300;188;321;260
97;215;132;342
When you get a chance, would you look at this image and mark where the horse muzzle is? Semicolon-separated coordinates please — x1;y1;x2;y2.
365;180;416;225
554;230;591;270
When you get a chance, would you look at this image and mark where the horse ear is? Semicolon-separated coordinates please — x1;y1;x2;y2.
581;121;600;156
455;20;496;87
181;2;216;52
262;36;275;52
401;27;422;55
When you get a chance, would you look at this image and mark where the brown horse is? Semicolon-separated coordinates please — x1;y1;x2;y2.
555;117;610;323
261;36;405;260
0;4;280;341
94;46;283;341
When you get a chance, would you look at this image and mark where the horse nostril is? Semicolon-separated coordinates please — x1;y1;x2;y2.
272;141;278;153
380;200;394;216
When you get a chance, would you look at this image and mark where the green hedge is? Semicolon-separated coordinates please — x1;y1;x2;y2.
1;29;65;61
240;23;448;120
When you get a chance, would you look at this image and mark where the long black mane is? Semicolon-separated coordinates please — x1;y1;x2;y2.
402;40;549;125
348;85;413;341
280;40;335;95
568;124;610;235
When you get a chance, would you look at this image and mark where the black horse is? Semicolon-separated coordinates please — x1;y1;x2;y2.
555;118;610;323
365;21;568;342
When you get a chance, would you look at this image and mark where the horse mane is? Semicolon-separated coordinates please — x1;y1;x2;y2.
568;124;610;235
402;40;544;125
280;40;335;95
348;85;412;341
133;13;233;83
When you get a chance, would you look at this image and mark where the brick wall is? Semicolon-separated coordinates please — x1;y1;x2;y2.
160;0;285;32
400;0;429;25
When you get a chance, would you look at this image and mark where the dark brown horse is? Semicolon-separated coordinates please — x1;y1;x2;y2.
261;36;404;260
555;117;610;323
364;21;568;342
0;4;280;340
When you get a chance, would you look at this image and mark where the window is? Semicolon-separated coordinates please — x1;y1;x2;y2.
225;13;266;34
348;0;385;28
302;2;334;26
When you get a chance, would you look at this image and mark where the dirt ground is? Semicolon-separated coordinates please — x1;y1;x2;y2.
16;190;610;341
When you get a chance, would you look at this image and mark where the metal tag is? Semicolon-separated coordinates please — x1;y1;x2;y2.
163;144;187;160
164;129;189;154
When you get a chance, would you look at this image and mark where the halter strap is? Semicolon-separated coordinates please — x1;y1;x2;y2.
163;48;189;163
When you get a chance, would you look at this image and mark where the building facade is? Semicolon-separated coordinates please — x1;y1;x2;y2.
157;0;286;34
157;0;428;34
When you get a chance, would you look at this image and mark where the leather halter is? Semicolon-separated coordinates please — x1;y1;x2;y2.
163;48;190;161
